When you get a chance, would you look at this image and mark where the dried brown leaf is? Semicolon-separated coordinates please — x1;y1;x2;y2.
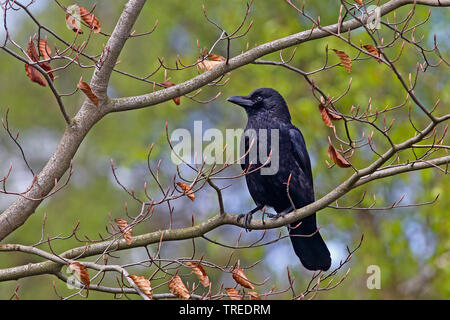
327;137;351;168
332;49;352;73
232;267;254;289
176;182;195;202
197;53;226;71
114;218;133;245
25;38;46;85
65;11;83;34
161;81;181;105
186;262;210;287
26;37;39;62
128;275;153;299
327;110;343;121
363;44;382;63
25;38;54;83
248;291;261;300
79;7;101;33
68;262;90;292
225;288;242;300
318;104;342;128
318;104;334;128
168;275;190;300
25;64;46;87
39;62;55;82
38;39;52;60
208;53;226;62
77;77;99;107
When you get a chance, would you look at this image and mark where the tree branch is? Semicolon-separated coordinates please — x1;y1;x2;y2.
1;154;447;282
0;0;147;241
0;0;447;243
109;0;450;112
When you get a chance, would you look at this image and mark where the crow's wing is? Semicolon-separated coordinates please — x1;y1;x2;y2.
288;126;315;202
288;127;330;271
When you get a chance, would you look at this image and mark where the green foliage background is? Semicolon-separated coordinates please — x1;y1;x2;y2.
0;0;448;299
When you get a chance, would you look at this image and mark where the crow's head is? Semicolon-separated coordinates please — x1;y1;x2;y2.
227;88;291;121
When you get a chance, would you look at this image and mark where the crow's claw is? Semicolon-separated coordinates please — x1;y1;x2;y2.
237;205;264;232
269;206;294;219
237;212;253;232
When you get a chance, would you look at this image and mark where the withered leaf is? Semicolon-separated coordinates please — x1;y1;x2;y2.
208;53;226;61
25;64;46;87
186;262;210;287
77;77;99;107
66;7;83;34
332;49;352;73
327;110;343;121
68;262;90;293
38;39;52;60
39;62;55;82
318;104;342;128
248;291;261;300
25;37;54;83
168;275;190;300
128;275;153;299
24;37;49;86
26;37;39;62
327;137;351;168
363;44;382;63
197;53;226;72
232;267;254;290
79;7;101;33
176;182;195;202
114;218;133;245
225;288;242;300
161;81;181;105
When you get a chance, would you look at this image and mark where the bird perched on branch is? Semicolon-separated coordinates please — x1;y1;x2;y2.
227;88;331;271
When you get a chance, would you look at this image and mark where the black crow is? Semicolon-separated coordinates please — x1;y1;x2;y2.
227;88;331;271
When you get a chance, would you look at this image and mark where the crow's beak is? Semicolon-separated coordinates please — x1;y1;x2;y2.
226;95;254;108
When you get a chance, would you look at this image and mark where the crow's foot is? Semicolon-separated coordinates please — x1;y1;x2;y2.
266;205;295;219
237;205;264;232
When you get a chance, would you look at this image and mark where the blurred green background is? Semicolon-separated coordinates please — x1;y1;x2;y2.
0;0;449;299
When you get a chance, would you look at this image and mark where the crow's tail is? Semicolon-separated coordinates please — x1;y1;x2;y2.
289;213;331;271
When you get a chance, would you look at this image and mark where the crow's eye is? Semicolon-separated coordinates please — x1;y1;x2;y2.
256;96;263;102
